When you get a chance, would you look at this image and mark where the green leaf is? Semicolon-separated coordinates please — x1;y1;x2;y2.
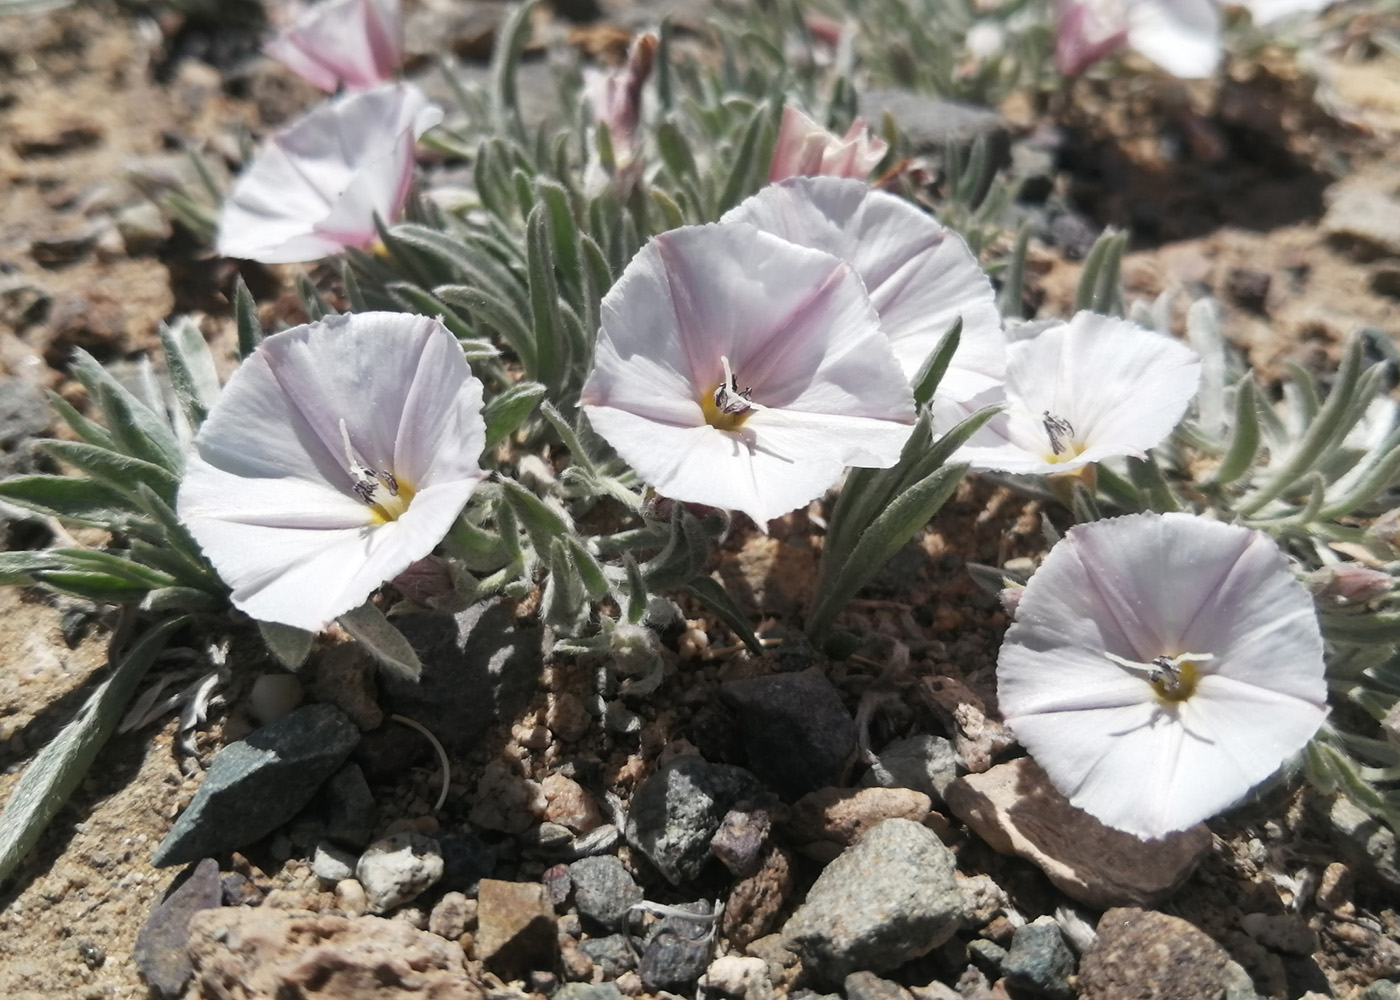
0;475;139;529
0;617;183;887
498;476;573;555
910;318;961;408
526;203;565;392
159;316;221;431
41;440;180;504
49;548;177;589
232;274;264;359
141;586;222;613
997;222;1032;320
566;536;608;601
807;462;969;641
642;506;710;590
1208;376;1262;487
715;102;774;215
46;392;114;450
258;620;316;670
337;602;422;681
656;120;698;182
33;569;155;603
622;552;648;624
0;550;61;585
484;381;547;448
541;537;586;630
685;576;762;655
437;284;537;371
69;350;183;473
491;0;539;141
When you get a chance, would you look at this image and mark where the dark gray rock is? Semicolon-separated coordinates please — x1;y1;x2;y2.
721;668;856;801
639;902;715;993
151;704;359;866
579;933;636;977
860;734;959;807
1005;916;1076;999
132;858;222;998
1319;794;1400;892
710;804;772;878
380;600;542;755
0;377;50;484
570;854;642;931
438;830;496;893
968;937;1009;976
857;88;1009;165
780;818;964;985
624;755;765;884
844;971;915;1000
323;762;376;847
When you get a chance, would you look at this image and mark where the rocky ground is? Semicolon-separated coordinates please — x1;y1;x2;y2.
4;2;1400;999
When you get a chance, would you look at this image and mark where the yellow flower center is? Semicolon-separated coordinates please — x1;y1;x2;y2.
367;478;415;524
1150;656;1201;704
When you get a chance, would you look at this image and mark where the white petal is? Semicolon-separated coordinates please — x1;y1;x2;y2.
725;177;1005;397
217;83;440;264
1126;0;1221;78
579;222;913;524
265;0;403;91
1239;0;1333;23
178;312;486;631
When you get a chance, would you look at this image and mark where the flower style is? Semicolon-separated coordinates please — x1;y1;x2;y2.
266;0;403;92
177;312;487;632
724;176;1004;401
579;222;917;526
216;82;441;264
933;311;1202;475
997;512;1328;839
1054;0;1221;78
582;33;656;194
768;106;889;184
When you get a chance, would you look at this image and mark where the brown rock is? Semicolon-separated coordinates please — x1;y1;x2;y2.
133;858;222;999
944;757;1210;909
11;118;103;156
546;691;592;742
310;642;385;731
429;892;473;940
723;847;797;950
1077;908;1256;1000
542;772;604;833
474;879;558;979
186;907;482;999
787;787;933;861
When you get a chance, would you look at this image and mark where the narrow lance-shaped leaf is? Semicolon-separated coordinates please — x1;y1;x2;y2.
0;617;184;887
1208;375;1262;487
233;274;264;359
483;381;547;448
338;601;423;681
685;576;762;655
159;317;222;431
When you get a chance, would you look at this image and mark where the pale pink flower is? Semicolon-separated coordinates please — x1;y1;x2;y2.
1054;0;1221;78
934;312;1201;475
724;177;1004;401
768;106;889;184
217;82;441;264
1237;0;1334;24
266;0;403;92
579;222;916;526
998;511;1328;839
178;312;486;632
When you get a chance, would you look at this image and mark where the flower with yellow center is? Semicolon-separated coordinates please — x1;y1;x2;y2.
997;512;1328;840
580;221;916;526
178;312;487;632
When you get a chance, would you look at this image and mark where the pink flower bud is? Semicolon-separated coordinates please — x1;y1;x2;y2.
1305;565;1393;607
768;106;888;184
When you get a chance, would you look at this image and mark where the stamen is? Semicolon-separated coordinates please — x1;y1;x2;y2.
1043;411;1075;456
339;418;410;519
1105;650;1214;703
713;356;756;416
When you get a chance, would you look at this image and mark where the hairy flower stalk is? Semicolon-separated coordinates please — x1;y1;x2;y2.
998;512;1329;839
177;312;487;632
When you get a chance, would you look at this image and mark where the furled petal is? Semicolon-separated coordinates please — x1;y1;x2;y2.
998;512;1327;839
768;106;888;184
1054;0;1130;75
580;222;915;525
940;311;1201;475
217;82;441;264
178;311;486;631
266;0;403;92
1126;0;1221;78
724;177;1005;398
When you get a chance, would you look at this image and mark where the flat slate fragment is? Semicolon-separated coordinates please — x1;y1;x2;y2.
132;857;222;999
151;703;359;866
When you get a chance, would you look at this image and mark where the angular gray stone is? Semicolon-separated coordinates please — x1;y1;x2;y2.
625;755;765;884
1364;981;1400;1000
323;762;377;848
721;667;856;801
555;984;626;1000
1324;171;1400;261
312;842;357;884
1319;793;1400;892
569;854;642;930
152;704;359;866
356;832;444;914
845;971;914;1000
781;818;963;985
1004;916;1076;1000
860;734;959;807
132;858;222;998
380;600;543;755
639;901;715;992
579;933;636;978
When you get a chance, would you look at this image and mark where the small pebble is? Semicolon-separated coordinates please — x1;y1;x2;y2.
429;891;472;939
335;878;369;916
312;842;357;884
